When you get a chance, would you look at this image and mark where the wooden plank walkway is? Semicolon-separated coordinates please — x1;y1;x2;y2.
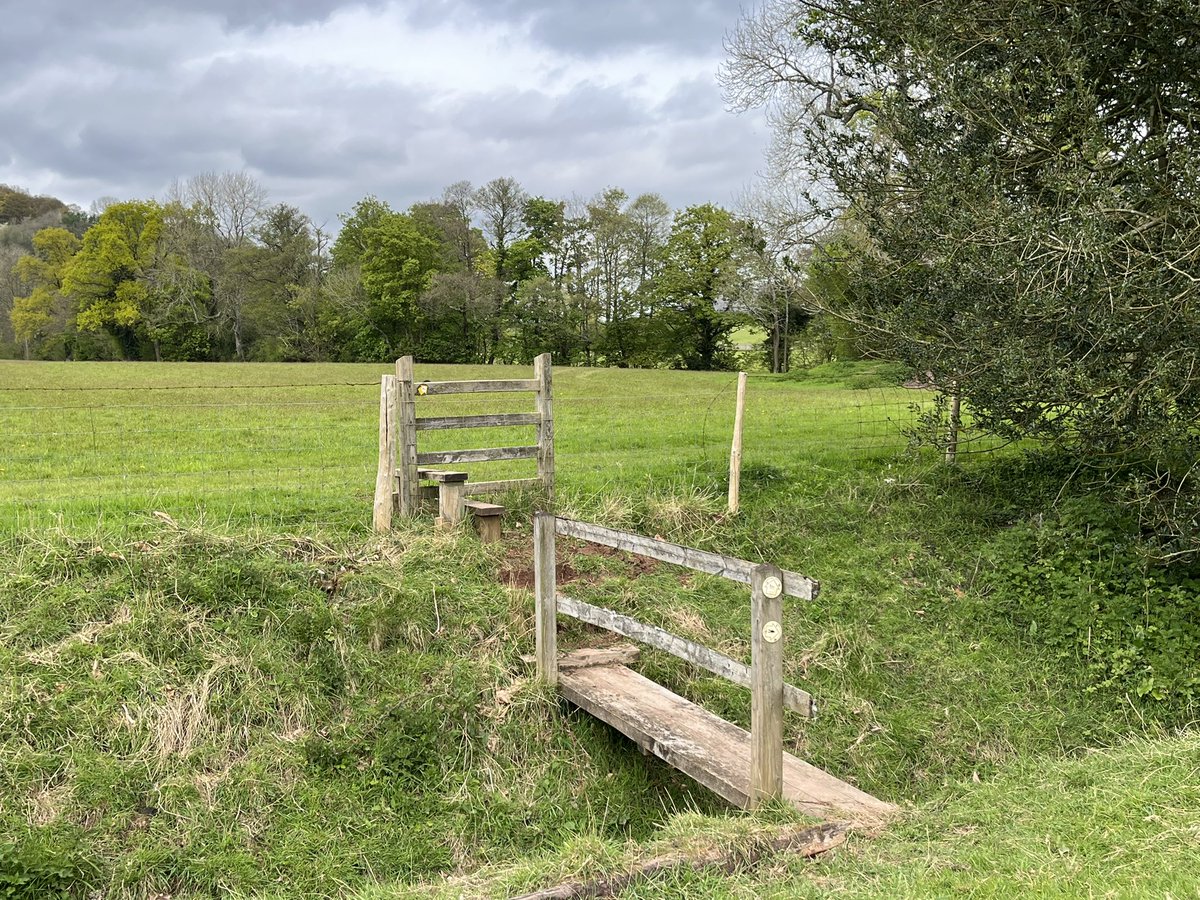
558;655;895;824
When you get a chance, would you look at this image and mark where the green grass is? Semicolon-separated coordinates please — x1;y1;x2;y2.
0;359;932;533
0;360;1192;898
410;733;1200;898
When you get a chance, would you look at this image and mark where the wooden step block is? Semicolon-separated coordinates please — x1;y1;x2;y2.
558;661;896;824
418;468;469;483
463;500;504;516
464;499;505;542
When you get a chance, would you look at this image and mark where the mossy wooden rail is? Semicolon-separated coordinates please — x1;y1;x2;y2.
373;354;553;530
534;512;895;823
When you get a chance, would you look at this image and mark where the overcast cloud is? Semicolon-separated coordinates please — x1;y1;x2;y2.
0;0;765;227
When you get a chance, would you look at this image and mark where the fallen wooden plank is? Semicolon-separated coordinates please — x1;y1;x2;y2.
554;517;819;600
417;446;538;465
512;822;849;900
557;593;815;718
416;379;538;395
558;663;895;823
415;412;541;430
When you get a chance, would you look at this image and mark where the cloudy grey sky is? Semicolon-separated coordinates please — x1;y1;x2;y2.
0;1;767;227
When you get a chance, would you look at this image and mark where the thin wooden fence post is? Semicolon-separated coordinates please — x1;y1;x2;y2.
396;356;419;515
372;374;398;531
945;388;961;465
534;511;558;686
729;371;747;515
534;353;555;504
750;562;784;807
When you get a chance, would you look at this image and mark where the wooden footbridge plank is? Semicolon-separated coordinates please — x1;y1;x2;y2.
558;656;895;824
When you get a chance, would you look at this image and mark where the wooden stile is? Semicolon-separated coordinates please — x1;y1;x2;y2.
383;357;553;524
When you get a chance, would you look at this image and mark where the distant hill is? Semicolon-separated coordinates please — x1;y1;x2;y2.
0;183;68;225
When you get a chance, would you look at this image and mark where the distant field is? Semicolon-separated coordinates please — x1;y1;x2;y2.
0;360;933;533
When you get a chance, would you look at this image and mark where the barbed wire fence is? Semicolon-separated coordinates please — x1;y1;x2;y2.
0;370;1012;535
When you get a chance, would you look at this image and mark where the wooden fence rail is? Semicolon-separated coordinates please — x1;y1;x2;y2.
372;354;554;528
534;511;820;808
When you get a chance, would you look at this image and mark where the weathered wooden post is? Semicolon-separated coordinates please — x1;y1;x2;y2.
945;388;962;465
372;374;398;531
750;562;785;807
728;371;747;515
437;480;467;528
396;356;419;515
534;353;555;504
533;511;558;686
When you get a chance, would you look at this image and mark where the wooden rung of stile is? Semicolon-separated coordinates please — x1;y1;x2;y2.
415;379;538;395
416;446;538;466
417;468;469;483
416;412;541;431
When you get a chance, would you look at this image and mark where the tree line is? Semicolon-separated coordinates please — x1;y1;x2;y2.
1;177;822;370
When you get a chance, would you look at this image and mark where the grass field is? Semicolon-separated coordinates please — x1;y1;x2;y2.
0;359;932;533
0;360;1194;898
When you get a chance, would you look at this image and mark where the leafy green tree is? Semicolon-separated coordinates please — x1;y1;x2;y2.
654;204;752;370
332;196;395;270
0;185;66;225
418;270;503;363
726;0;1200;546
61;201;167;359
359;212;448;357
502;275;585;365
10;228;79;358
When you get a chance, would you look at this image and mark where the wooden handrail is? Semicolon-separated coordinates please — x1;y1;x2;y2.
554;517;819;600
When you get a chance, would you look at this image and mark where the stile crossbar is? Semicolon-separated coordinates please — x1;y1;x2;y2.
372;354;553;529
533;513;895;821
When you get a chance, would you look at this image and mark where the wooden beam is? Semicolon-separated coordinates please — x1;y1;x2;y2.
416;446;538;465
437;480;467;529
556;593;814;717
396;356;419;517
535;353;555;502
554;518;819;601
534;511;558;686
750;563;785;807
462;478;541;496
372;375;397;531
728;371;747;515
416;379;538;395
415;412;541;431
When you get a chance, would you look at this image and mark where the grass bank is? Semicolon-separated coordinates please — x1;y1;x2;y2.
1;361;1195;897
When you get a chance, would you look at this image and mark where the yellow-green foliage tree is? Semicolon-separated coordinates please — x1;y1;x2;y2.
62;200;166;359
10;227;80;357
